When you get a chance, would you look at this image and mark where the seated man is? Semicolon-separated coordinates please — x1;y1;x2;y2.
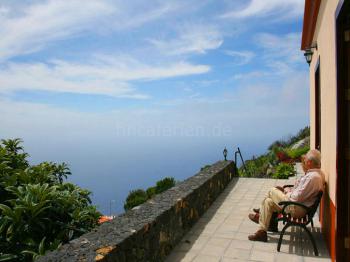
248;149;325;242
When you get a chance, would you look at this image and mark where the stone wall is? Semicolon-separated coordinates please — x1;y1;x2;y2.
39;160;237;262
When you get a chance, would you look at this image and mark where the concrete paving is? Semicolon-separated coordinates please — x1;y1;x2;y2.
166;164;331;262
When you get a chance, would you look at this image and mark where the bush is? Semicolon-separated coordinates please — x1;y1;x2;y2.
268;126;310;150
272;163;295;179
275;149;290;162
239;153;275;178
286;146;310;159
124;177;176;211
124;189;148;210
240;127;309;179
0;139;100;261
155;177;175;194
146;186;156;198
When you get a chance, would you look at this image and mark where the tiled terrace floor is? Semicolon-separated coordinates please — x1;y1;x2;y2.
166;165;330;262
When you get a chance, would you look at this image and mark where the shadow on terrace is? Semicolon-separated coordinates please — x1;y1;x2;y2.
165;165;331;262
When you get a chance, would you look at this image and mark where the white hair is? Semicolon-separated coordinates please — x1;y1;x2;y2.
306;149;321;168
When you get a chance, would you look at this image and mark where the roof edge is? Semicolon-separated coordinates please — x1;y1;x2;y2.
301;0;322;50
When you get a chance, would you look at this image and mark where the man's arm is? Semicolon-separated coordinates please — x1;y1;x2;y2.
275;186;284;192
283;186;293;194
289;176;314;203
281;177;301;193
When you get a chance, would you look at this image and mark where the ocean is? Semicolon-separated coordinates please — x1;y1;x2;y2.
25;135;269;215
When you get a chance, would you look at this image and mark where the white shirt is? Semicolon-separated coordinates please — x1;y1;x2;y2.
287;169;325;207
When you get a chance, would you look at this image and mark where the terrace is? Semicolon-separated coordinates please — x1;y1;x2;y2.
165;164;331;262
40;162;330;262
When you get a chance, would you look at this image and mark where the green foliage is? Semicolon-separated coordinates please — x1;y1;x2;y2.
286;146;310;159
239;153;276;178
124;189;148;211
155;177;175;194
268;126;310;150
124;177;176;211
239;126;309;178
146;187;156;199
272;163;295;179
0;139;101;261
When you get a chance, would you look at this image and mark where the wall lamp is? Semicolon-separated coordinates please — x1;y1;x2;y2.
304;43;318;66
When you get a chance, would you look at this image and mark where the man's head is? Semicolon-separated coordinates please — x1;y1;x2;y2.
302;149;321;172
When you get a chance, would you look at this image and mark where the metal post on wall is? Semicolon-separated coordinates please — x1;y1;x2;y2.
234;147;249;176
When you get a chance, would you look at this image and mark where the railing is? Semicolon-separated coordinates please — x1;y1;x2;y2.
234;147;250;176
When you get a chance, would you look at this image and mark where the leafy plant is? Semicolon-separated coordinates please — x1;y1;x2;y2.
0;139;100;261
268;126;310;150
124;177;176;211
239;153;276;178
286;146;310;159
155;177;175;194
239;127;309;178
146;187;156;199
275;148;290;162
272;163;295;179
124;189;148;211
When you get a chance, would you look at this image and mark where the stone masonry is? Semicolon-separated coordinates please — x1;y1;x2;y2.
38;160;237;262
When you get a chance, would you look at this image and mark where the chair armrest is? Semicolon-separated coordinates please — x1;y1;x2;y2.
283;184;294;188
278;201;310;215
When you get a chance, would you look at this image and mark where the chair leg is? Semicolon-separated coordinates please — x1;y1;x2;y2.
277;223;291;252
311;219;314;228
302;225;319;256
268;212;279;232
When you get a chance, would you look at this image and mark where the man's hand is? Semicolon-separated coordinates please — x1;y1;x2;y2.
283;186;293;193
275;186;284;192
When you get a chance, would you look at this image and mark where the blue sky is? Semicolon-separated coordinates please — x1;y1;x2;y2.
0;0;308;133
0;0;310;213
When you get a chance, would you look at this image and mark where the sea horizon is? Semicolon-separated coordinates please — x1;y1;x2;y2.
21;133;302;215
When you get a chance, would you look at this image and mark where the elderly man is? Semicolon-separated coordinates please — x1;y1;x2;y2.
248;149;325;242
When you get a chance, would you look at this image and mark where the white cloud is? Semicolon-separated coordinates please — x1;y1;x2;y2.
224;50;255;65
0;69;309;142
252;32;304;74
233;71;269;80
193;79;219;87
232;33;304;79
0;1;213;98
110;1;182;30
0;6;9;16
0;56;210;98
149;24;223;56
256;33;302;62
233;71;308;108
0;0;115;61
221;0;304;20
0;0;182;61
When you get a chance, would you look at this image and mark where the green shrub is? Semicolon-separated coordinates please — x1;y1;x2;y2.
272;163;295;179
124;177;176;211
0;138;100;261
124;189;148;210
146;186;156;198
240;127;309;179
239;153;275;178
155;177;175;194
286;146;310;159
268;126;310;150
